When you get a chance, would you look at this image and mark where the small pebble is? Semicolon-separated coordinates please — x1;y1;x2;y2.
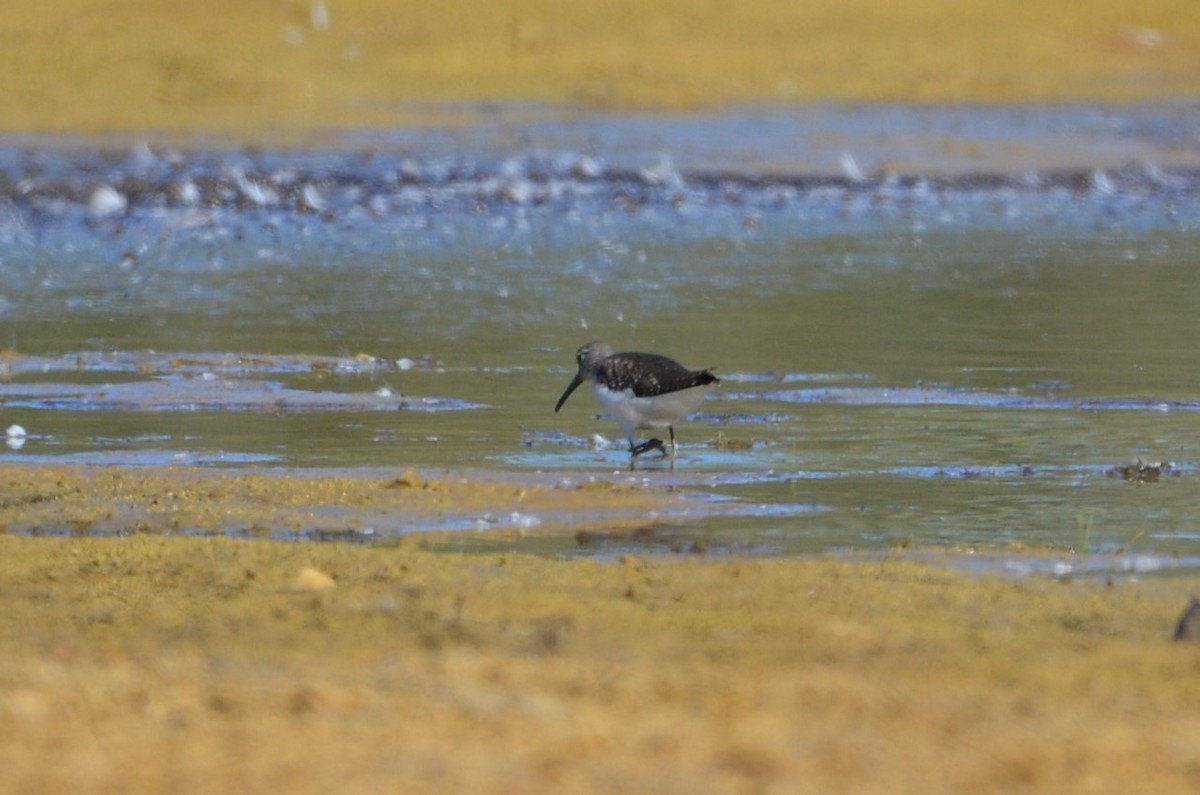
5;424;26;450
88;185;127;218
293;566;336;593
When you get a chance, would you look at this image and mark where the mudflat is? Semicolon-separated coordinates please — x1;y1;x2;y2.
2;466;1200;792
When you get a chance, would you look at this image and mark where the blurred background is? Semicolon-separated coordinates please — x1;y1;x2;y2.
1;0;1195;134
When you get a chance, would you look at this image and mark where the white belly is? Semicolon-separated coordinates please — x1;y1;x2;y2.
593;382;713;438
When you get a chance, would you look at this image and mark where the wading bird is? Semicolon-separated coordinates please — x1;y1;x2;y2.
555;341;719;469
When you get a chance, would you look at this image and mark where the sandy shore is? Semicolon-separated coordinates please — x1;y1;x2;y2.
5;1;1200;791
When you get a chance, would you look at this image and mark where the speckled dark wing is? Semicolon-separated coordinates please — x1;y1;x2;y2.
598;352;719;398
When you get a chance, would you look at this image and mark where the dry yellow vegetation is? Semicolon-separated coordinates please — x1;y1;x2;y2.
0;0;1196;134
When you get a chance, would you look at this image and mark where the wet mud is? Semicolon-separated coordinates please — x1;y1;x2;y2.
0;352;477;415
0;465;686;541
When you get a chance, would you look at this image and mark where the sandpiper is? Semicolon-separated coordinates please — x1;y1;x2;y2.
554;341;719;468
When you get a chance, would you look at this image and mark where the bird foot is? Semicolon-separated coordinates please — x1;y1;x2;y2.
630;438;667;457
629;438;671;471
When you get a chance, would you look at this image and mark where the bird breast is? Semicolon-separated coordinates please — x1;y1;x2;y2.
592;382;714;431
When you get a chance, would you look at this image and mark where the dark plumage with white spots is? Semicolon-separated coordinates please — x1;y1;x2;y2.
593;352;720;398
554;341;719;468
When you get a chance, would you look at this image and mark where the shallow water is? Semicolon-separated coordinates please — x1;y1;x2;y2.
3;104;1200;571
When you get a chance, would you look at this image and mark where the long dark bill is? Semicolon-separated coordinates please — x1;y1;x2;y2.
554;373;584;412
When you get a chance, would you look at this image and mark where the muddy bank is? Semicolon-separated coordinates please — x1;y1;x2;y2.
1;532;1198;793
3;0;1199;134
4;464;1197;793
0;465;686;540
